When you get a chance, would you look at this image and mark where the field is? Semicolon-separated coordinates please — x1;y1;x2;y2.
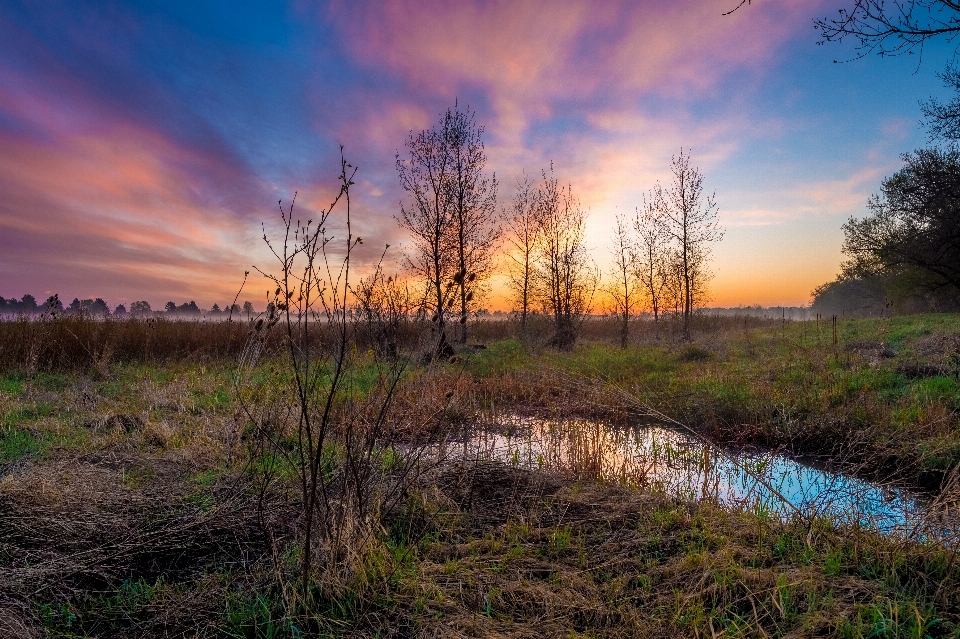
2;313;960;637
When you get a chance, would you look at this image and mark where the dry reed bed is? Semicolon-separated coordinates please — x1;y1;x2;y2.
0;313;778;374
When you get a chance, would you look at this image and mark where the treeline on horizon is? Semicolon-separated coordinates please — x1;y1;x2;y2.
0;292;813;321
0;294;260;318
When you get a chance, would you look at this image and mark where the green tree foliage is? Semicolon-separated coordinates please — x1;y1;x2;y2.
813;148;960;314
0;295;42;314
842;148;960;292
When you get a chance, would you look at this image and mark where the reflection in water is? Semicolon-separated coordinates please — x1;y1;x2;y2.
443;416;927;535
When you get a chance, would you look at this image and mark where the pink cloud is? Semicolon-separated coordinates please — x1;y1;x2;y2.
0;125;267;306
327;0;825;135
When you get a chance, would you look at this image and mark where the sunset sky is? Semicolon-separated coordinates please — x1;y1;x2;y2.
1;0;957;310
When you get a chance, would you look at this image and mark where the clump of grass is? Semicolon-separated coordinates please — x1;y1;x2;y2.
677;342;713;362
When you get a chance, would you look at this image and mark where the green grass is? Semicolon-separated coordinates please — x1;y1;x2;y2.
0;427;44;462
39;578;164;636
448;314;960;485
462;338;530;377
4;313;960;637
4;313;959;484
0;372;25;397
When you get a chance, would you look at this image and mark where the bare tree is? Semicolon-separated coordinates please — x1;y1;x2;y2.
815;1;960;60
811;3;960;141
534;166;598;350
633;196;670;336
686;242;716;312
662;246;686;318
603;213;638;348
352;247;415;359
502;172;542;332
395;121;456;357
444;104;499;344
655;150;723;341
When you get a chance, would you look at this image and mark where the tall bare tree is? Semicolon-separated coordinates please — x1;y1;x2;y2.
503;172;542;332
534;166;597;350
633;196;670;336
604;213;638;348
395;120;455;356
655;150;723;341
443;104;499;344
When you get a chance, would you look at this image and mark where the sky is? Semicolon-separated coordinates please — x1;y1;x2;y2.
1;0;958;310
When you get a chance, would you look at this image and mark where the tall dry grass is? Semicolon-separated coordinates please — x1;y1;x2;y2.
0;310;786;375
0;316;253;373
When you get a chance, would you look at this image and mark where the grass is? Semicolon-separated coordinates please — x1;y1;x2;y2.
448;314;960;488
374;464;960;637
1;313;960;636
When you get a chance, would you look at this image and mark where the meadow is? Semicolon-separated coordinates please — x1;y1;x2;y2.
2;312;960;637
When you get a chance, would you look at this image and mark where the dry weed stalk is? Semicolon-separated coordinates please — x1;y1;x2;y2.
234;149;440;621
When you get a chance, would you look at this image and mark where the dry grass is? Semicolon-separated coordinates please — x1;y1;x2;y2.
386;462;960;638
0;312;779;375
0;450;293;637
3;313;960;636
0;316;253;373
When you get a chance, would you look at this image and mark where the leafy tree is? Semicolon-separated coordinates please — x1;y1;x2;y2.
165;301;177;314
114;303;127;316
130;300;152;317
242;301;253;319
91;298;109;315
842;147;960;293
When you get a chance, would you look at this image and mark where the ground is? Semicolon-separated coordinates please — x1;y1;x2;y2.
1;314;960;637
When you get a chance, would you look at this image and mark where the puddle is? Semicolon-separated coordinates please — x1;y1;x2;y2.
440;415;932;535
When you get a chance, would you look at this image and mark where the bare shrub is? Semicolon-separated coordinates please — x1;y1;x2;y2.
351;249;418;360
236;150;440;622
